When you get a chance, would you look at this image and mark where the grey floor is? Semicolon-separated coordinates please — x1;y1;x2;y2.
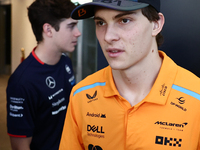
0;74;12;150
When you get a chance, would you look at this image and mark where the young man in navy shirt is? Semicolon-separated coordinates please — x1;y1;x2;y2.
6;0;81;149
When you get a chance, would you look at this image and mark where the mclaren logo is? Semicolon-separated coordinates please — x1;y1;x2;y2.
155;121;188;128
86;91;98;103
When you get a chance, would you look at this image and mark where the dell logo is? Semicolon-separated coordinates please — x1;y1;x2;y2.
87;125;105;133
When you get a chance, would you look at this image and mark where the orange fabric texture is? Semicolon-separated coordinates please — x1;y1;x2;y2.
59;51;200;150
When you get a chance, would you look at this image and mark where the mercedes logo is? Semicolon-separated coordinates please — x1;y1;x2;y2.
46;76;56;89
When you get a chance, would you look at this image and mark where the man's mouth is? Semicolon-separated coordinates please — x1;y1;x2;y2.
106;48;124;57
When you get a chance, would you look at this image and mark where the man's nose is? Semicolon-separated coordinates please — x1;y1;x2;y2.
104;25;120;43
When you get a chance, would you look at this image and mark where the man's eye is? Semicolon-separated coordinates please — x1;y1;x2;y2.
96;21;105;26
121;18;130;24
68;24;76;29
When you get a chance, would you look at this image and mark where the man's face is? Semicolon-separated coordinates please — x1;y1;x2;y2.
94;8;157;71
52;18;81;53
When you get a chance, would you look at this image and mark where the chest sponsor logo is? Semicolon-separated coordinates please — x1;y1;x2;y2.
87;125;105;133
155;136;182;147
86;91;98;103
68;75;75;85
46;76;56;89
87;125;105;139
52;105;66;115
170;97;187;111
160;84;168;96
86;112;106;118
155;121;188;132
65;64;72;74
48;88;63;100
177;97;185;104
155;121;188;128
52;97;65;107
88;144;103;150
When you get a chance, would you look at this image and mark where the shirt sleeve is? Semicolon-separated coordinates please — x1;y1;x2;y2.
7;83;37;137
59;93;84;150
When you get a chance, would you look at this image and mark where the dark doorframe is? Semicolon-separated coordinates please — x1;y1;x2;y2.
160;0;200;77
0;4;11;75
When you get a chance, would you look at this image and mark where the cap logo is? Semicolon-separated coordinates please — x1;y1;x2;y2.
101;0;121;6
100;0;112;3
78;8;87;17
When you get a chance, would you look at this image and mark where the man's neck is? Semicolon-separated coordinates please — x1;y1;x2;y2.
34;42;62;65
112;51;162;107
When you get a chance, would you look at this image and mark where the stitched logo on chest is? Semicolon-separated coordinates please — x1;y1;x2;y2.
86;112;106;118
88;144;103;150
177;97;185;104
155;121;188;128
170;97;187;111
46;76;56;89
65;64;72;74
87;124;105;139
87;125;105;133
155;136;182;147
155;121;188;132
86;91;98;103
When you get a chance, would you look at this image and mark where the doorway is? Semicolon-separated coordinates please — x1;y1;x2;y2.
0;4;11;75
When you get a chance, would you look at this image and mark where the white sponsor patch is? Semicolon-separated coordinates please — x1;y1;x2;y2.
9;112;23;117
52;105;66;115
52;97;65;107
10;104;24;112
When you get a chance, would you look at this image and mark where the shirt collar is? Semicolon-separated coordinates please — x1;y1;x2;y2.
103;51;178;106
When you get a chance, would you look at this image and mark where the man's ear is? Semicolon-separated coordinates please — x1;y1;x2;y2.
152;13;165;37
43;23;53;37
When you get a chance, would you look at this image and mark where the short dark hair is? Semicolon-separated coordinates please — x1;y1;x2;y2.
28;0;77;43
142;6;164;48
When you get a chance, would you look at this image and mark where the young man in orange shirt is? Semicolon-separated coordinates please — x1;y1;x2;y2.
59;0;200;149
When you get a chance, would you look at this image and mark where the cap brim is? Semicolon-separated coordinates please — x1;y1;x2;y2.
71;2;149;20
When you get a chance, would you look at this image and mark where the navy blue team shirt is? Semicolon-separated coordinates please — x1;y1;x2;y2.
7;49;76;150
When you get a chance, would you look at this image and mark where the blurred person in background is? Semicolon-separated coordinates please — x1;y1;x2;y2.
6;0;81;149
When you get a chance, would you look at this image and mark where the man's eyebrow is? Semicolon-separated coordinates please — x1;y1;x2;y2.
94;11;136;21
67;21;78;26
114;11;136;19
93;16;103;21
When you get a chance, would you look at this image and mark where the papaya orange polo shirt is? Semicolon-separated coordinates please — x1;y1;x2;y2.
59;51;200;150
